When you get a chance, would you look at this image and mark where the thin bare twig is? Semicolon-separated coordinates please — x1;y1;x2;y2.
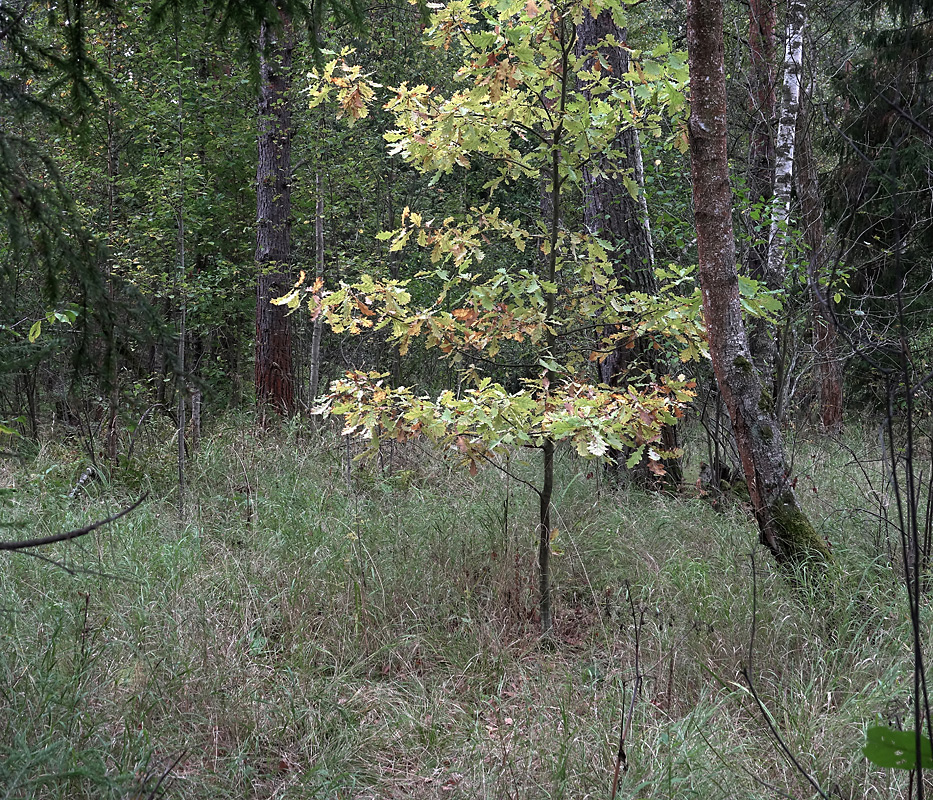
742;552;830;800
610;674;642;799
0;493;148;552
145;749;187;800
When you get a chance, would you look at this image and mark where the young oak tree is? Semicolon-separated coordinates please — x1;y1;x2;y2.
285;0;704;635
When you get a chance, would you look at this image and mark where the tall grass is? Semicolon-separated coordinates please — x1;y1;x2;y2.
0;416;921;798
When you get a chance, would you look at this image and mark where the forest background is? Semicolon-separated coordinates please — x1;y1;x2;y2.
1;0;932;795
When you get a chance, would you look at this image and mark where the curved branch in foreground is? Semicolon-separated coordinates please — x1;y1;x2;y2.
0;493;149;552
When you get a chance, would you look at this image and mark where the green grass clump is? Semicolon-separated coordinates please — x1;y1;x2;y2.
0;417;922;798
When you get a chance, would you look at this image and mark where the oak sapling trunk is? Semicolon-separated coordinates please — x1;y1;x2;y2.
686;0;830;568
538;439;555;635
535;15;570;638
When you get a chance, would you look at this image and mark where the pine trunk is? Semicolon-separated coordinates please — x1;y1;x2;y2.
686;0;830;567
255;17;295;417
576;11;682;485
309;171;324;406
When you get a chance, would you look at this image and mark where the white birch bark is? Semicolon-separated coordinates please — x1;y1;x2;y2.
765;0;805;289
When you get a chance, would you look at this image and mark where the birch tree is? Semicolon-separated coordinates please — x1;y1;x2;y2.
756;0;805;393
686;0;831;567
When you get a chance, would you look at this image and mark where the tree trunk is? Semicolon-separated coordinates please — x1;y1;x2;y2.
538;438;554;635
755;0;805;395
745;0;776;374
745;0;776;279
537;153;559;638
309;170;324;406
795;91;843;433
533;16;575;637
175;23;186;520
686;0;830;567
576;11;682;485
255;16;295;417
105;9;122;462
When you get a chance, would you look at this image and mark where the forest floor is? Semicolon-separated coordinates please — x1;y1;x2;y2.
0;415;923;799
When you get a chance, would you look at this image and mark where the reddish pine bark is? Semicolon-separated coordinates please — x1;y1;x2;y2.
255;17;295;416
686;0;830;566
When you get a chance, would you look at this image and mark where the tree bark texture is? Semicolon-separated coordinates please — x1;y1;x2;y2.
175;24;186;519
686;0;830;566
255;17;295;416
309;170;324;406
577;14;655;295
755;0;805;392
795;94;843;433
745;0;776;282
576;11;682;485
745;0;776;382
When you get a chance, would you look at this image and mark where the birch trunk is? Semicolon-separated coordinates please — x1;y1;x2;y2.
686;0;830;567
756;0;805;393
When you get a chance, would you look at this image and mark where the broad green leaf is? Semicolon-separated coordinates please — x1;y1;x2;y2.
864;726;933;770
625;444;645;469
622;173;640;201
28;320;41;343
